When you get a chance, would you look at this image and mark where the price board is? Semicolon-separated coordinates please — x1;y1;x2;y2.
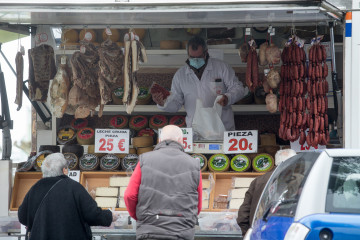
223;130;258;154
95;129;129;154
290;129;326;152
158;128;193;152
68;170;80;182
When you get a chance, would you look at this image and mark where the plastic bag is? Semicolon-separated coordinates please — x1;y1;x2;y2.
192;96;226;140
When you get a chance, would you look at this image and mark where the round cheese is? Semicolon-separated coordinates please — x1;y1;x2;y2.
57;126;77;145
137;146;154;155
208;154;230;172
87;145;95;154
137;128;157;143
62;144;84;158
112;87;124;105
79;29;97;42
100;154;121;171
33;150;53;171
191;153;208;172
132;136;153;148
64;152;79;170
116;147;136;159
17;153;37;172
137;87;151;105
129;115;148;131
71;118;88;130
121;154;139;170
169;115;186;128
149;115;168;130
230;154;251;172
109;115;128;129
38;145;60;153
79;154;99;171
252;153;274;172
77;127;95;145
134;28;146;40
102;28;120;42
160;40;181;50
62;29;79;43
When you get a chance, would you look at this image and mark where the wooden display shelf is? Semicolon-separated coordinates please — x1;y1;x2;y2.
10;172;42;211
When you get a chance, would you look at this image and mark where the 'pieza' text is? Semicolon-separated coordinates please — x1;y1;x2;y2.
227;131;253;137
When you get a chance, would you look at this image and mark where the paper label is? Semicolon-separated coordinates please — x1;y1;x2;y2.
223;130;258;154
68;170;80;182
105;27;112;35
95;129;130;153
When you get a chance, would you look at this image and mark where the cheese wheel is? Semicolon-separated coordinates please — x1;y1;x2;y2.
71;118;88;130
230;154;251;172
137;128;157;143
33;151;53;171
62;29;79;43
132;136;153;148
149;115;168;130
57;126;77;145
79;154;99;171
137;146;154;155
79;29;97;42
64;152;79;170
62;144;84;158
109;115;128;129
121;154;139;170
169;115;186;128
137;87;151;105
134;28;146;40
252;153;274;172
208;154;230;172
115;147;136;159
87;145;95;154
160;40;181;50
102;28;120;42
129;115;148;131
191;153;208;172
38;145;60;153
100;154;121;171
77;127;95;145
112;87;124;105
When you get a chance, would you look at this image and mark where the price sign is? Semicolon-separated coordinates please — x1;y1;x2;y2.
158;128;193;152
95;129;129;154
223;130;258;154
68;170;80;182
290;129;326;152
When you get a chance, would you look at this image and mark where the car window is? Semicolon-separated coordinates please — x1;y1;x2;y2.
326;157;360;214
254;153;318;222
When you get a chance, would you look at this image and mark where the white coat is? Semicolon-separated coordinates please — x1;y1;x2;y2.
158;57;247;130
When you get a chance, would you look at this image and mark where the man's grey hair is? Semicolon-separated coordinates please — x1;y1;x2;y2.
159;125;183;144
275;149;297;166
42;153;68;178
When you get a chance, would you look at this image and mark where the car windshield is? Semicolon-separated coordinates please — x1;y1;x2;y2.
254;152;318;222
326;157;360;214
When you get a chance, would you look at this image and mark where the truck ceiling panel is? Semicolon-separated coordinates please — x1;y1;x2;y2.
0;2;337;26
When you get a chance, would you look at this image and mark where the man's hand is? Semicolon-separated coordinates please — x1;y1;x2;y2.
217;94;228;106
152;92;166;106
111;211;120;222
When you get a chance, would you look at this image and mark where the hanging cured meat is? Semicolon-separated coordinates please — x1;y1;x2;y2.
244;40;259;92
15;51;24;110
28;44;56;102
49;57;71;118
123;32;148;114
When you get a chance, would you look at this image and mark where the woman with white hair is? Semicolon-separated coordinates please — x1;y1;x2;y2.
18;153;118;240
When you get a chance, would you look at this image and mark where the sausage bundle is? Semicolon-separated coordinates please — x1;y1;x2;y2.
245;42;260;92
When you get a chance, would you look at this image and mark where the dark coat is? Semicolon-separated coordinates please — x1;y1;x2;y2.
236;171;273;235
18;175;112;240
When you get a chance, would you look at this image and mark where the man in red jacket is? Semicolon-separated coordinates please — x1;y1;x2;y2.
125;125;202;240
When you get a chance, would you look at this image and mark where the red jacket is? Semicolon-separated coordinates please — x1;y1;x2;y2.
124;163;202;220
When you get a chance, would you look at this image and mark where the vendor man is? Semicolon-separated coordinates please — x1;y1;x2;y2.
151;36;247;131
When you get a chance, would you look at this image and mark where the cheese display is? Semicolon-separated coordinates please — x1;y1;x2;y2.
137;128;157;143
95;197;117;208
230;154;251;172
252;153;274;172
119;187;127;197
203;179;211;189
109;115;128;129
110;176;131;187
57;126;77;145
169;115;186;128
62;144;84;158
77;127;95;145
62;29;79;43
70;118;88;130
96;187;119;197
33;150;53;171
38;145;60;153
87;145;95;154
121;154;139;170
191;153;208;172
229;198;244;209
208;154;230;172
63;152;79;170
112;87;124;105
233;177;255;188
160;40;181;49
79;29;97;42
132;136;153;148
100;154;121;171
137;87;151;105
129;115;148;131
79;154;99;171
137;146;154;155
229;188;247;199
149;115;168;130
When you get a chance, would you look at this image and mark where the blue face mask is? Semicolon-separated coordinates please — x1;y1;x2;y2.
189;57;205;69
